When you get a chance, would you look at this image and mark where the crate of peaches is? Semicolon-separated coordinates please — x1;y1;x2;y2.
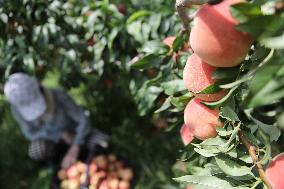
57;154;134;189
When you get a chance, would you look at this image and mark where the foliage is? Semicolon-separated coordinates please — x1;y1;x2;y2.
0;0;182;189
1;0;284;189
130;0;284;189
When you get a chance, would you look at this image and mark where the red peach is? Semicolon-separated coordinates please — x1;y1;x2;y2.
57;169;67;180
68;178;80;189
99;180;110;189
108;178;119;189
118;180;130;189
89;163;98;175
265;153;284;189
183;54;227;102
190;0;253;67
184;98;223;140
77;161;87;173
108;154;117;163
180;124;194;145
66;165;79;178
118;168;133;181
163;36;190;63
95;155;108;170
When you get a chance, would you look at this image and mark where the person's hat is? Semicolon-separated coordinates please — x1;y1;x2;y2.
4;73;46;121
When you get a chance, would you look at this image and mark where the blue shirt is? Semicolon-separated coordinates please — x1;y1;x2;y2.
11;88;90;145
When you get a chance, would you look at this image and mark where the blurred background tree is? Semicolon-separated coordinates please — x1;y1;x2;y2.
0;0;184;188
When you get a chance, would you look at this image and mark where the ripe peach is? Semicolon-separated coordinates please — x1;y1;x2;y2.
115;161;124;170
89;163;98;175
118;168;133;181
183;54;227;102
66;165;79;178
163;36;190;63
190;0;253;67
163;36;189;52
118;180;130;189
184;98;223;140
68;178;80;189
77;161;87;173
60;180;68;189
108;154;117;163
90;174;100;186
57;169;67;180
265;153;284;189
108;178;119;189
180;124;194;145
99;180;110;189
95;155;108;170
163;36;176;48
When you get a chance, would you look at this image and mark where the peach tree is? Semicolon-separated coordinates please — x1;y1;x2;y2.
130;0;284;189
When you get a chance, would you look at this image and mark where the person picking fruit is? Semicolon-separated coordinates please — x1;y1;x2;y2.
4;72;92;168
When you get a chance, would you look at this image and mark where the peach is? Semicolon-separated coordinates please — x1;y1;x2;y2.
89;162;98;175
108;154;117;163
95;155;108;170
163;36;190;63
184;98;223;140
108;178;119;189
118;180;130;189
57;169;67;180
68;178;80;189
66;165;79;178
190;0;253;67
183;54;227;102
99;180;110;189
265;153;284;189
163;36;176;48
118;168;133;181
180;124;194;145
60;180;68;189
77;161;87;173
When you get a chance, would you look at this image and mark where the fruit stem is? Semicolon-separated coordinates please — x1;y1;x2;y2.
238;130;273;189
175;0;223;31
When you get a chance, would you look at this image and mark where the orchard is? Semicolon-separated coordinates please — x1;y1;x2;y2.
0;0;284;189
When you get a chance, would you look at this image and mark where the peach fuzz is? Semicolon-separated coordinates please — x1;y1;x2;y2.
183;54;227;102
184;98;223;140
190;0;253;67
265;153;284;189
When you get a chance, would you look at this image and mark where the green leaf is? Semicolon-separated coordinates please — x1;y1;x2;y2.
170;93;192;108
220;106;240;121
236;15;281;39
194;148;218;157
215;155;253;177
131;54;163;70
260;34;284;49
155;96;172;113
193;82;222;95
161;79;187;95
230;3;262;23
174;175;235;189
172;32;188;52
141;40;170;55
202;86;238;109
126;10;151;24
212;67;240;80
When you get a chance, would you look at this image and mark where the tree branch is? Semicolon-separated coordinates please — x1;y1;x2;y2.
175;0;223;32
238;130;273;189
